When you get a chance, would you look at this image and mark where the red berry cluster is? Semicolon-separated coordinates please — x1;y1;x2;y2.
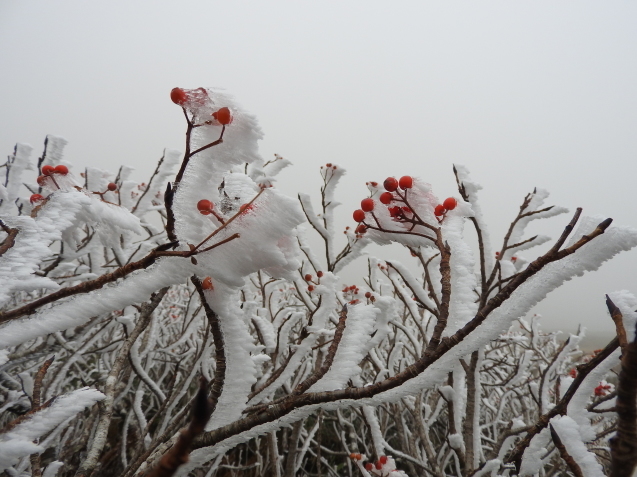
434;197;457;217
353;176;414;229
363;455;390;473
212;107;233;125
342;284;364;304
171;87;233;125
304;271;324;293
41;165;68;176
594;382;612;396
37;164;70;189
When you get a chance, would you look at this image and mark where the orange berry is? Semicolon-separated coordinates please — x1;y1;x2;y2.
54;165;68;175
212;107;233;125
361;198;374;212
399;176;413;189
171;87;188;105
41;165;55;176
379;192;393;204
443;197;457;210
202;277;213;290
383;177;398;192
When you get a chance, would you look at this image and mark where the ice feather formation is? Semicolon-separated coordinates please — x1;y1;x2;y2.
1;93;636;477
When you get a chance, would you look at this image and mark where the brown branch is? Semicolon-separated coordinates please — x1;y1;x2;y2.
189;213;612;453
0;397;56;435
144;377;213;477
0;219;18;257
0;235;239;324
610;322;637;477
132;151;166;213
292;304;348;395
549;423;584;477
192;276;226;414
505;235;539;251
505;336;619;471
76;287;169;477
29;356;54;477
31;356;54;410
606;295;628;350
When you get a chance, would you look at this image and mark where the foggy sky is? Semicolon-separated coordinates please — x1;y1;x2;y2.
1;1;636;348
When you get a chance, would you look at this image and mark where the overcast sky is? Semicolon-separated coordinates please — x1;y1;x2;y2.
1;1;636;347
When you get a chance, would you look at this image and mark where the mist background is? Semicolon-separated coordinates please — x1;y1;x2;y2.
1;1;635;349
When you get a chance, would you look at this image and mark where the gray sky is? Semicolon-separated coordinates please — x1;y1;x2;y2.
1;1;636;347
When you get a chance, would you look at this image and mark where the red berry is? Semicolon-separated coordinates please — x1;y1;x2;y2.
36;176;48;186
41;165;55;176
317;271;324;278
365;291;371;298
356;224;367;234
54;165;68;175
326;163;332;167
30;194;44;204
304;274;312;281
375;461;383;470
349;453;357;460
308;285;315;292
365;463;373;471
443;197;457;210
354;453;362;461
399;176;413;189
213;107;233;125
361;198;374;212
197;199;213;212
353;209;366;222
202;276;214;290
379;192;393;204
107;182;118;191
379;456;388;465
434;204;446;216
383;177;398;192
171;87;188;105
388;206;402;218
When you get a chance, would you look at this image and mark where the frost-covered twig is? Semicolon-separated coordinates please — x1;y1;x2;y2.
549;423;584;477
76;287;168;477
145;378;213;477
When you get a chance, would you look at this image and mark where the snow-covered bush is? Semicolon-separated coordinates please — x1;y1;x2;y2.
0;88;636;477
